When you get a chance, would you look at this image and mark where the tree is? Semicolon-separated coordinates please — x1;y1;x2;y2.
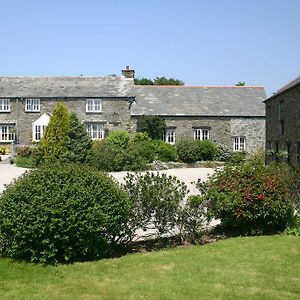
153;77;184;86
39;102;70;160
134;76;184;86
136;115;166;140
67;112;92;163
134;78;154;85
235;82;246;86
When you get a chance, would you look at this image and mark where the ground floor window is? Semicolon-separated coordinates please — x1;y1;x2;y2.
233;136;246;152
33;125;47;141
86;123;104;139
194;128;210;140
0;124;15;142
163;128;176;144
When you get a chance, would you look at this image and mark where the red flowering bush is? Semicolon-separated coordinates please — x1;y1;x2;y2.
198;163;294;235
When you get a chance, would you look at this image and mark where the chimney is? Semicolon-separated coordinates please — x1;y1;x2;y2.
122;65;135;79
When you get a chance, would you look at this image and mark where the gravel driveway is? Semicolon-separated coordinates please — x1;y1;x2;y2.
0;164;215;196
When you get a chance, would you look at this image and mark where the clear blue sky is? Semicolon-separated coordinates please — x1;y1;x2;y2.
1;0;299;96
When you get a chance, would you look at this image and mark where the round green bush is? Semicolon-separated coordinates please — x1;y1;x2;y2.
0;164;132;264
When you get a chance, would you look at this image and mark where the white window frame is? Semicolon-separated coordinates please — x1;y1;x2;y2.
194;128;210;140
33;125;48;142
233;136;246;152
0;124;15;142
163;128;176;145
0;99;10;112
86;99;102;113
86;123;104;139
26;98;40;112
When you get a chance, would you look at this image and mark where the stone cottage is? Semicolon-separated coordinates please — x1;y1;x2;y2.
264;76;300;166
0;67;266;152
132;85;266;152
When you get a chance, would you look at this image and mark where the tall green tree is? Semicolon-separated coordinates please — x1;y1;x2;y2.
39;102;70;160
134;77;184;86
235;81;246;86
67;112;92;163
136;115;166;140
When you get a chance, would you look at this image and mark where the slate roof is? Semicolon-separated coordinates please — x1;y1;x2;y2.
0;76;134;98
265;75;300;102
132;86;266;117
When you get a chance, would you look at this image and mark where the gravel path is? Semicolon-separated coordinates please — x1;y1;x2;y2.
0;164;215;195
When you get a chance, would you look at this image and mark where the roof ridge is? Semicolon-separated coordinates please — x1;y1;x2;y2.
135;85;264;88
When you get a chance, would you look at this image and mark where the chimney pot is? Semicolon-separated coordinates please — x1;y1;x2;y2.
122;66;135;79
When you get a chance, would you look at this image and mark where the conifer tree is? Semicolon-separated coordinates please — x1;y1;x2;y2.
67;112;92;163
39;102;70;160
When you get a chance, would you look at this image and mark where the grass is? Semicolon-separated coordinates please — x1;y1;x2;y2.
0;236;299;299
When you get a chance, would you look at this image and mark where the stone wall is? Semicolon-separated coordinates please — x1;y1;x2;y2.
0;97;131;146
265;84;300;166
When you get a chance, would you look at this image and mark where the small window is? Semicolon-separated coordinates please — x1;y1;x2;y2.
194;128;210;140
86;99;102;113
33;125;47;142
26;99;40;112
163;128;176;145
0;99;10;112
0;124;15;142
86;123;104;139
233;136;246;152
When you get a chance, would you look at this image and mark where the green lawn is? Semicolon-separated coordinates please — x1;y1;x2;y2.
0;236;299;299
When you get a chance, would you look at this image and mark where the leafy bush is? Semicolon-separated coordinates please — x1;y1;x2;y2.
136;115;166;140
152;140;177;162
215;144;232;161
123;172;188;238
106;130;130;149
0;164;132;264
90;140;127;171
199;162;294;235
177;139;218;163
16;146;32;157
15;156;35;168
283;217;300;236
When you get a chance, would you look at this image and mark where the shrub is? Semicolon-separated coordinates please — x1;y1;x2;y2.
199;162;294;235
90;140;127;171
215;144;232;161
152;140;177;162
15;156;35;168
123;172;188;238
39;102;70;161
0;164;132;264
66;112;92;163
106;130;129;149
177;139;218;163
136;115;166;140
16;146;32;157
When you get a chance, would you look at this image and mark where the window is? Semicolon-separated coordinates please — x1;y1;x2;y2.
194;128;210;140
26;99;40;112
33;125;47;141
0;124;15;142
86;123;104;139
163;128;176;144
233;136;246;152
0;99;10;112
279;100;284;135
32;113;50;142
86;99;102;113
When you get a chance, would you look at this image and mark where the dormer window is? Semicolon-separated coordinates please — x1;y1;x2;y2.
0;99;10;112
26;98;40;112
86;99;102;113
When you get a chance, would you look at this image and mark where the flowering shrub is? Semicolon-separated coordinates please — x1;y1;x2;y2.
198;163;294;235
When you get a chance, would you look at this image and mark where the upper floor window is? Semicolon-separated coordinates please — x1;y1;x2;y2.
26;98;40;112
0;124;15;142
233;136;246;152
194;128;210;140
86;123;104;139
163;128;176;145
86;99;102;113
0;99;10;112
